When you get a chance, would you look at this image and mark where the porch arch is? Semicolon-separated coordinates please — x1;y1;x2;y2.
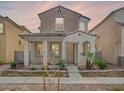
63;31;96;67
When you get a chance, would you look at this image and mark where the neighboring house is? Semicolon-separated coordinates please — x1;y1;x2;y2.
0;15;29;63
90;7;124;65
19;5;96;68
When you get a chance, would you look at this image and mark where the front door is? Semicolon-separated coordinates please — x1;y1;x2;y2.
66;43;74;64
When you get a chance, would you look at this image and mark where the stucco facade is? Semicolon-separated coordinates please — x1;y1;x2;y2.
90;7;124;65
38;6;89;33
0;16;29;63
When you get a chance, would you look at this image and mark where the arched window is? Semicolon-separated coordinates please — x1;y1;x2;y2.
83;41;91;55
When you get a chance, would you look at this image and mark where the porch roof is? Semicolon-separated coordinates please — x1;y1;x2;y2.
19;31;96;39
19;32;66;39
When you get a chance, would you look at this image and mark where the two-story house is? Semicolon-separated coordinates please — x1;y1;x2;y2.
90;7;124;66
0;15;29;63
19;6;96;68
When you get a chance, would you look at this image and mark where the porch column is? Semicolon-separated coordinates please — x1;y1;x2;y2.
121;26;124;57
78;43;82;66
43;40;48;66
74;43;78;65
119;26;124;65
62;40;66;61
91;41;96;53
31;42;35;63
24;39;29;68
78;42;86;67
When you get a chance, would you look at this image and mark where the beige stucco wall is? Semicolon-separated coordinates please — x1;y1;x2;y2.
120;26;124;57
93;14;121;64
0;22;6;62
5;21;24;63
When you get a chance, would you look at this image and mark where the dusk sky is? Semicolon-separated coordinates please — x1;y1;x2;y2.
0;1;124;32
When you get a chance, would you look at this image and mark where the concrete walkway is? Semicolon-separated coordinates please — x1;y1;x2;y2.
0;65;124;84
67;65;82;79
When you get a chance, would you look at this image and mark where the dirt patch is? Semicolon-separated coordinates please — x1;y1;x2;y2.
80;71;124;77
0;84;124;91
0;70;68;77
78;63;124;70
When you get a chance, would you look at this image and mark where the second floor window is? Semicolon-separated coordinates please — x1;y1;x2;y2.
79;22;85;31
55;18;64;31
0;23;3;34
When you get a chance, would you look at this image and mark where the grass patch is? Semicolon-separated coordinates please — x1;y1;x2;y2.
112;87;124;91
0;71;68;77
80;71;124;77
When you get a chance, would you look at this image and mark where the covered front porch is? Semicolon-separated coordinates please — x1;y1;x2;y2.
19;31;96;68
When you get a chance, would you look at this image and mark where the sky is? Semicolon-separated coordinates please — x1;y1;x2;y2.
0;1;124;32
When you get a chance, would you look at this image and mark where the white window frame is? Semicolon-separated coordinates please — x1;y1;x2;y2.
55;18;64;31
79;21;85;31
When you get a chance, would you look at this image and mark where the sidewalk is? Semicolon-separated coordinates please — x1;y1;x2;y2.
0;65;124;84
0;77;124;84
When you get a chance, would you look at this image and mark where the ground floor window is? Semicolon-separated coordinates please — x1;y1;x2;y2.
50;42;61;57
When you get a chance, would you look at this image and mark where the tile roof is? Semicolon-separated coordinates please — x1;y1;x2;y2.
19;31;97;39
19;32;66;39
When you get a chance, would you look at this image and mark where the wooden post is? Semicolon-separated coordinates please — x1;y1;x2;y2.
57;68;61;91
58;77;60;91
43;77;46;91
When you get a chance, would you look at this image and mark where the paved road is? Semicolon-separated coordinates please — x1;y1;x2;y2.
0;65;124;84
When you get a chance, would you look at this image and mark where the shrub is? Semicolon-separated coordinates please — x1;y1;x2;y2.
30;67;36;70
10;61;17;69
0;58;3;65
57;58;66;70
95;58;108;69
83;52;96;69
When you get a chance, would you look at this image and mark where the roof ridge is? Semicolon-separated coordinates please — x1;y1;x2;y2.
0;15;30;33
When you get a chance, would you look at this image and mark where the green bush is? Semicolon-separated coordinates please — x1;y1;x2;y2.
112;87;124;91
10;61;17;69
0;58;3;65
30;67;36;70
95;58;108;69
83;52;96;69
57;58;66;70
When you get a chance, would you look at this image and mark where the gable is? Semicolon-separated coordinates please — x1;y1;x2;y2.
38;6;90;33
38;6;90;20
65;31;96;43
